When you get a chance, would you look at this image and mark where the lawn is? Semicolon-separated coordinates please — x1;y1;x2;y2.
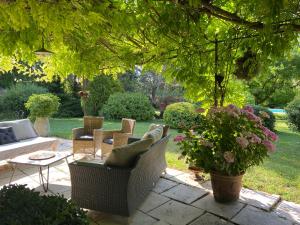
50;118;300;203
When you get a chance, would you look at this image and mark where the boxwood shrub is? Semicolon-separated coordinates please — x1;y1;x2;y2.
0;185;89;225
252;105;276;131
102;92;155;120
286;96;300;131
163;102;201;129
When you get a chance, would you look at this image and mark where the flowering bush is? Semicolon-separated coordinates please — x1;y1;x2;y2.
175;105;278;176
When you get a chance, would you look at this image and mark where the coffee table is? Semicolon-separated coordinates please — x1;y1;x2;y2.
7;151;73;192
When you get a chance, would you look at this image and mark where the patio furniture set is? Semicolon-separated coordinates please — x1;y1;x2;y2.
0;117;170;218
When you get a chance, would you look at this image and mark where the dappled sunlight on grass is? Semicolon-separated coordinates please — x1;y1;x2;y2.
244;120;300;203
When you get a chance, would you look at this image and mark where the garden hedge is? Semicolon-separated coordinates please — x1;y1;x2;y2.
102;92;155;120
163;102;201;129
286;96;300;131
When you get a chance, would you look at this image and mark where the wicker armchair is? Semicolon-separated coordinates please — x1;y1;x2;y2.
99;118;136;157
72;116;104;156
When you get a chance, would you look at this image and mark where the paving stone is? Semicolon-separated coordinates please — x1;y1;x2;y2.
167;172;202;187
152;221;170;225
149;200;204;225
239;188;280;211
10;176;40;189
130;210;158;225
190;212;234;225
274;200;300;224
139;192;170;213
192;194;245;219
162;184;208;204
162;168;184;178
232;205;293;225
153;178;178;194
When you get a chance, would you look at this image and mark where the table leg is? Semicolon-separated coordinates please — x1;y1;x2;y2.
38;165;50;192
9;164;16;185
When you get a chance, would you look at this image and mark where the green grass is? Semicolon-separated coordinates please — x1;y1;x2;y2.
50;118;300;203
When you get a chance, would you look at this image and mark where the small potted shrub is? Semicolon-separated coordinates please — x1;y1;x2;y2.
174;104;278;203
0;184;89;225
25;93;60;136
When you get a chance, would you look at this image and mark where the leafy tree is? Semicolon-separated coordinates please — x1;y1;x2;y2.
0;1;300;106
248;54;300;107
86;75;123;116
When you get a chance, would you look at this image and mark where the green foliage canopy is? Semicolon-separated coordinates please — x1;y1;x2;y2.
0;1;300;105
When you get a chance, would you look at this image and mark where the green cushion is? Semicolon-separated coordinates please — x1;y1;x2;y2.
142;126;163;143
104;138;153;168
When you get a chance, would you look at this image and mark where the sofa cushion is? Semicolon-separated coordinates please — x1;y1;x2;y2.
103;138;113;145
0;137;58;161
142;126;163;144
0;119;37;140
104;138;153;168
0;127;18;145
77;135;93;140
148;124;169;137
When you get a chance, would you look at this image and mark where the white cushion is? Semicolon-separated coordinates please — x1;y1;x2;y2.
142;126;163;144
0;119;37;140
0;137;58;161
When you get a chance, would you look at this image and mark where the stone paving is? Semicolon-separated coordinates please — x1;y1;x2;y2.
0;139;299;225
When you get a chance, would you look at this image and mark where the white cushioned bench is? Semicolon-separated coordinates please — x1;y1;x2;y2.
0;119;58;161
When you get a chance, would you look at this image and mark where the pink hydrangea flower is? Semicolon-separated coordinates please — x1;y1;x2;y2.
243;105;254;113
249;133;262;144
223;151;235;163
174;135;185;142
236;136;249;149
262;140;276;153
262;127;278;141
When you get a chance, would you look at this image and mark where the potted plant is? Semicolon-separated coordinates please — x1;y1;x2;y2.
174;104;278;203
0;184;89;224
25;93;60;136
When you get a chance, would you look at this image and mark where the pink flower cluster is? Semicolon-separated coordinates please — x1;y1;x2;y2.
262;140;276;153
262;126;278;142
241;106;262;124
174;135;185;142
236;136;249;149
223;151;235;163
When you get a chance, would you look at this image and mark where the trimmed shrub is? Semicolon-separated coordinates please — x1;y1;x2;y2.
86;75;123;116
163;102;200;129
0;83;47;118
102;93;155;120
0;184;89;225
25;93;60;119
286;96;300;131
54;94;83;118
252;105;276;131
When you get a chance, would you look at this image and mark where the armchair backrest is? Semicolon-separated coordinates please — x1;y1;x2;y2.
121;118;136;134
84;116;104;135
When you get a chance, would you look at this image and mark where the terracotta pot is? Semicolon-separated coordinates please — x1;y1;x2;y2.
210;171;244;203
34;117;50;137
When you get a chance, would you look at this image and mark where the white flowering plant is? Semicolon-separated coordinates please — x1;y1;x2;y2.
174;105;278;176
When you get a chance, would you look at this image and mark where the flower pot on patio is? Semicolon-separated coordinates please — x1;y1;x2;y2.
210;171;244;203
34;117;50;137
175;105;278;204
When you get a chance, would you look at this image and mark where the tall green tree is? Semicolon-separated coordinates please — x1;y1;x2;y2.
0;1;300;105
248;53;300;107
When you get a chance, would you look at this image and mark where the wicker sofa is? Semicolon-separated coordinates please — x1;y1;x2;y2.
0;119;58;161
69;134;170;217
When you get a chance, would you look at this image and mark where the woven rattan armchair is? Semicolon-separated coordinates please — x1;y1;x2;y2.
72;116;104;156
99;118;136;157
